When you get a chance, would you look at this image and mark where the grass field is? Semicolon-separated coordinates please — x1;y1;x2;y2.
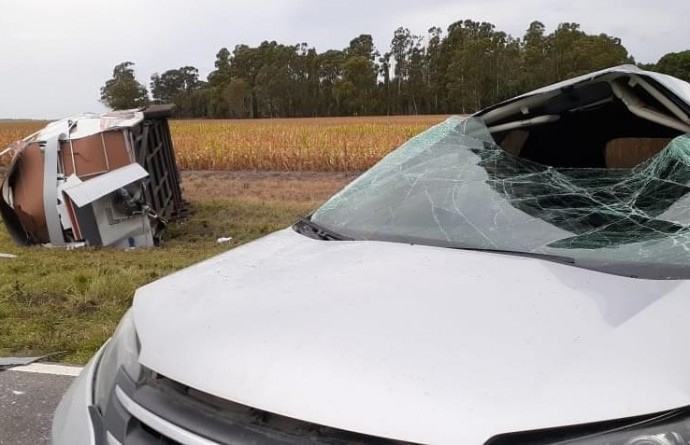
0;170;354;363
0;115;446;171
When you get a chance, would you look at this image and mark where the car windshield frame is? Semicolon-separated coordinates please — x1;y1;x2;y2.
309;116;690;280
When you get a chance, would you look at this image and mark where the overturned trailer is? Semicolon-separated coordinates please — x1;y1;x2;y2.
0;105;183;248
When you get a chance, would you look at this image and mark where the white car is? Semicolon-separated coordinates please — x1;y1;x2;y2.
53;65;690;444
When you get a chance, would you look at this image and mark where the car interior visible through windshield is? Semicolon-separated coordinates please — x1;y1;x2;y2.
479;73;690;169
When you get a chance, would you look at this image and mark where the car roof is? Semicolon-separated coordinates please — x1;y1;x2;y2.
476;64;690;116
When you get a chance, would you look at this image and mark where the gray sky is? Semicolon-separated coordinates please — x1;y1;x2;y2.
1;0;688;119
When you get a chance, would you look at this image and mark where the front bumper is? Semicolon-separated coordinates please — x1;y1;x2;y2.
52;344;220;445
52;342;107;445
51;340;214;445
51;345;418;445
55;341;690;445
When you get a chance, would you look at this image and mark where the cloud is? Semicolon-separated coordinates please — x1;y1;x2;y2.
0;0;687;118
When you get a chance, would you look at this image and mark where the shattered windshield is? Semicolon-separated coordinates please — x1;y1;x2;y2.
311;117;690;279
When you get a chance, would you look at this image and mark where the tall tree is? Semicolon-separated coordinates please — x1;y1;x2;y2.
107;20;639;118
347;35;378;62
521;21;550;90
100;62;149;110
390;27;414;97
546;23;630;82
289;43;321;117
338;35;379;115
378;52;392;114
150;66;201;104
255;42;299;117
318;50;346;115
652;50;690;82
230;43;265;118
445;20;496;112
336;54;378;115
407;40;426;114
426;27;444;112
223;79;252;118
207;48;232;87
204;48;236;118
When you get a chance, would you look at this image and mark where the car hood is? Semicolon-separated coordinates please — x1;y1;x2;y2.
134;228;690;444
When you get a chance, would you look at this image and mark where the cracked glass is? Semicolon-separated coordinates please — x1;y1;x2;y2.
311;117;690;279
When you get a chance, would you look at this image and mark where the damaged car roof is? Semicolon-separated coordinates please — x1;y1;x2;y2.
485;64;690;111
312;65;690;279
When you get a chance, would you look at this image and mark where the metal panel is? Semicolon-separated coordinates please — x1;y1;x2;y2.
42;135;65;246
63;164;148;208
130;107;184;224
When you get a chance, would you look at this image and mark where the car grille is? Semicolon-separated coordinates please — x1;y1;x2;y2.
94;368;418;445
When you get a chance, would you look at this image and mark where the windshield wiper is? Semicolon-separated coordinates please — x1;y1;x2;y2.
293;217;353;241
450;246;576;265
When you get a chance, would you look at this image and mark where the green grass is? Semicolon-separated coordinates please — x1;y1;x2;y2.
0;199;315;364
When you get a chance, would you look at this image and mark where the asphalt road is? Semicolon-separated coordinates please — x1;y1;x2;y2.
0;365;80;445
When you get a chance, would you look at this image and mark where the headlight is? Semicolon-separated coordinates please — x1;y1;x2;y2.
488;408;690;445
93;310;141;412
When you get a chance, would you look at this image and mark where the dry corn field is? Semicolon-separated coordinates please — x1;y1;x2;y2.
0;116;447;172
0;120;45;152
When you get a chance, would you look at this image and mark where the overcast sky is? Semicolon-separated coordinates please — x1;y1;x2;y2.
1;0;688;119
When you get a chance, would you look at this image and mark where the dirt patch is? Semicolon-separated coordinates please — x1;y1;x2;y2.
0;168;356;204
180;170;358;203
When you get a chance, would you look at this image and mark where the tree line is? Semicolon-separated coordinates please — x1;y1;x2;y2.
99;20;690;118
